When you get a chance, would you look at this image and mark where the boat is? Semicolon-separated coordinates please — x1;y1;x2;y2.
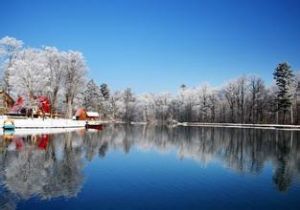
85;121;103;130
3;119;15;130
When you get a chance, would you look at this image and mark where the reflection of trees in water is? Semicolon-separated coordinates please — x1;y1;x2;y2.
4;148;49;199
0;189;16;210
0;132;85;208
0;125;299;209
41;132;84;199
86;125;300;192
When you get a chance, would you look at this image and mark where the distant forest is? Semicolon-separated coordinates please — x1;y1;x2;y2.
1;36;300;125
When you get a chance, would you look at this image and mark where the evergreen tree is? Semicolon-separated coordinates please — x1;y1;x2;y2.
273;62;294;123
83;79;101;111
100;83;110;100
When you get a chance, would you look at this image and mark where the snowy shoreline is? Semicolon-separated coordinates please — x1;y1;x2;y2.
1;116;300;131
0;127;86;136
180;122;300;130
129;121;300;130
0;117;86;129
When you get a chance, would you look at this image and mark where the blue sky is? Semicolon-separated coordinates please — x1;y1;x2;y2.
1;0;300;93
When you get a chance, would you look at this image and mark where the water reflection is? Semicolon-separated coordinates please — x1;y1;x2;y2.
0;125;300;209
0;132;85;209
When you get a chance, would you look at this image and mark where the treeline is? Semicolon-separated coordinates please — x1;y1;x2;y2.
1;36;300;124
84;66;300;125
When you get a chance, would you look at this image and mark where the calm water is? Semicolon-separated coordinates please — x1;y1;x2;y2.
0;125;300;210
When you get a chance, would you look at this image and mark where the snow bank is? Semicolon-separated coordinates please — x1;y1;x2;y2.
184;122;300;130
0;117;86;129
0;127;85;136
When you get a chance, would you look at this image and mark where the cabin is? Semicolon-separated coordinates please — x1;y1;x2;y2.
7;95;51;118
75;108;87;120
75;108;100;120
0;90;15;115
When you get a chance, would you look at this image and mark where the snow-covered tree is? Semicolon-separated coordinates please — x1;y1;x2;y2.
152;92;172;124
9;48;49;106
120;88;136;122
177;85;197;122
109;91;123;120
0;36;23;93
196;84;211;122
135;93;156;122
236;77;248;123
223;81;238;122
83;79;102;111
43;46;66;116
63;51;87;118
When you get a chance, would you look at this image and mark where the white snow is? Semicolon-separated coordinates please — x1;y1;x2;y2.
86;111;100;118
0;117;86;129
183;122;300;130
0;127;85;136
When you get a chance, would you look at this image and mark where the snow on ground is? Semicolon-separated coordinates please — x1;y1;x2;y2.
0;127;86;136
185;122;300;130
0;116;86;128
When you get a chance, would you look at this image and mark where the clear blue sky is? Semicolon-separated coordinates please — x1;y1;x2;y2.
1;0;300;93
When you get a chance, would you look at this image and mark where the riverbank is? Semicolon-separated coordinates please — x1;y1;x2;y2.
0;127;86;136
0;117;86;129
2;116;300;131
128;121;300;130
180;122;300;130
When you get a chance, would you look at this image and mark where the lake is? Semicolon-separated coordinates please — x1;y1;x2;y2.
0;125;300;210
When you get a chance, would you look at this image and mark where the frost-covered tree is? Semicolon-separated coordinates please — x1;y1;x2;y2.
152;92;172;124
236;77;248;123
0;36;23;93
43;47;66;116
63;51;87;118
178;86;197;122
224;81;238;122
83;79;102;111
208;89;219;122
0;36;89;118
121;88;136;123
136;93;157;122
99;83;111;118
9;48;49;107
109;91;122;120
197;85;211;122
